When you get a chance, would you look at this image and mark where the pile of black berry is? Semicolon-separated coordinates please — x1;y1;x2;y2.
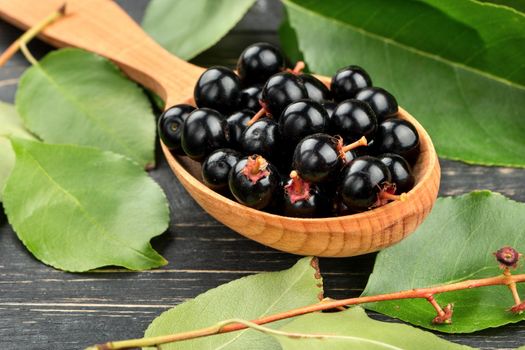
158;42;420;218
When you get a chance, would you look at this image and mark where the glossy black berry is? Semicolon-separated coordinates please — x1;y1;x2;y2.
345;156;391;184
225;110;253;149
240;118;281;162
237;42;286;85
229;155;280;209
283;171;330;218
157;104;195;155
181;108;228;161
355;87;398;121
322;101;337;121
340;172;379;211
340;156;392;210
279;100;329;149
331;99;377;143
261;72;308;119
374;118;420;164
292;133;341;183
330;65;372;102
194;66;241;114
202;148;242;191
299;74;331;103
238;86;262;112
378;153;415;193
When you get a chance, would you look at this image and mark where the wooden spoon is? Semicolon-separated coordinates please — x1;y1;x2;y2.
0;0;440;257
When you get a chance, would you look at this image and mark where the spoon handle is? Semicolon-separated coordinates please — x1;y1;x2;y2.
0;0;204;106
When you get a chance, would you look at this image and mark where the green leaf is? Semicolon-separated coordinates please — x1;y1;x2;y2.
363;191;525;333
278;12;304;66
16;49;156;168
144;257;323;350
476;0;525;14
276;307;471;349
2;139;168;272
282;0;525;167
0;101;36;200
142;0;256;60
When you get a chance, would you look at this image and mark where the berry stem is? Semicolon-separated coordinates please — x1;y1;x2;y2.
0;4;66;67
379;192;407;202
246;107;267;126
290;171;302;194
88;248;525;350
292;61;306;75
341;136;368;153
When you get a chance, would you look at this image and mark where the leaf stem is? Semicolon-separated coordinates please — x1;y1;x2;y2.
88;272;525;349
0;4;66;67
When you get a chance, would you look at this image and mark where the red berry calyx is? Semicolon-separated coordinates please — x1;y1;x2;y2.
242;155;270;184
432;304;453;324
494;246;522;269
285;171;312;204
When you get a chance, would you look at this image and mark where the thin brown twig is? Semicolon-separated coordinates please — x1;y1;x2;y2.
89;271;525;349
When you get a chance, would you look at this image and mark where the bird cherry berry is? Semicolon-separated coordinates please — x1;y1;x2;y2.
374;118;420;164
283;171;329;217
237;42;286;85
331;65;372;101
279;100;330;151
355;87;398;121
292;133;368;183
240;118;282;164
238;85;262;112
181;108;228;161
331;99;377;143
202;148;242;192
225;110;253;150
299;73;331;103
378;153;415;193
157;104;195;155
229;155;280;210
341;156;406;211
194;66;241;114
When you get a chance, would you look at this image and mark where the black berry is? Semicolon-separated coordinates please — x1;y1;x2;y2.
181;108;228;161
292;133;366;183
378;153;415;193
240;118;282;163
225;110;253;149
355;87;398;121
237;42;285;85
340;156;396;210
194;66;241;114
157;104;195;155
331;99;377;143
299;74;331;103
283;171;329;217
374;118;420;164
261;72;308;119
331;65;372;101
238;85;262;112
279;100;329;150
229;155;280;209
202;148;242;191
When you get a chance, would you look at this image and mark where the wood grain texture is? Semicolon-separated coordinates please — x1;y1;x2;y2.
0;0;524;349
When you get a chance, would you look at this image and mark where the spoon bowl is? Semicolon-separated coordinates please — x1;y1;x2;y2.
0;0;440;256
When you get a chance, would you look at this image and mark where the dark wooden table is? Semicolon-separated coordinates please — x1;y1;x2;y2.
1;1;524;349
